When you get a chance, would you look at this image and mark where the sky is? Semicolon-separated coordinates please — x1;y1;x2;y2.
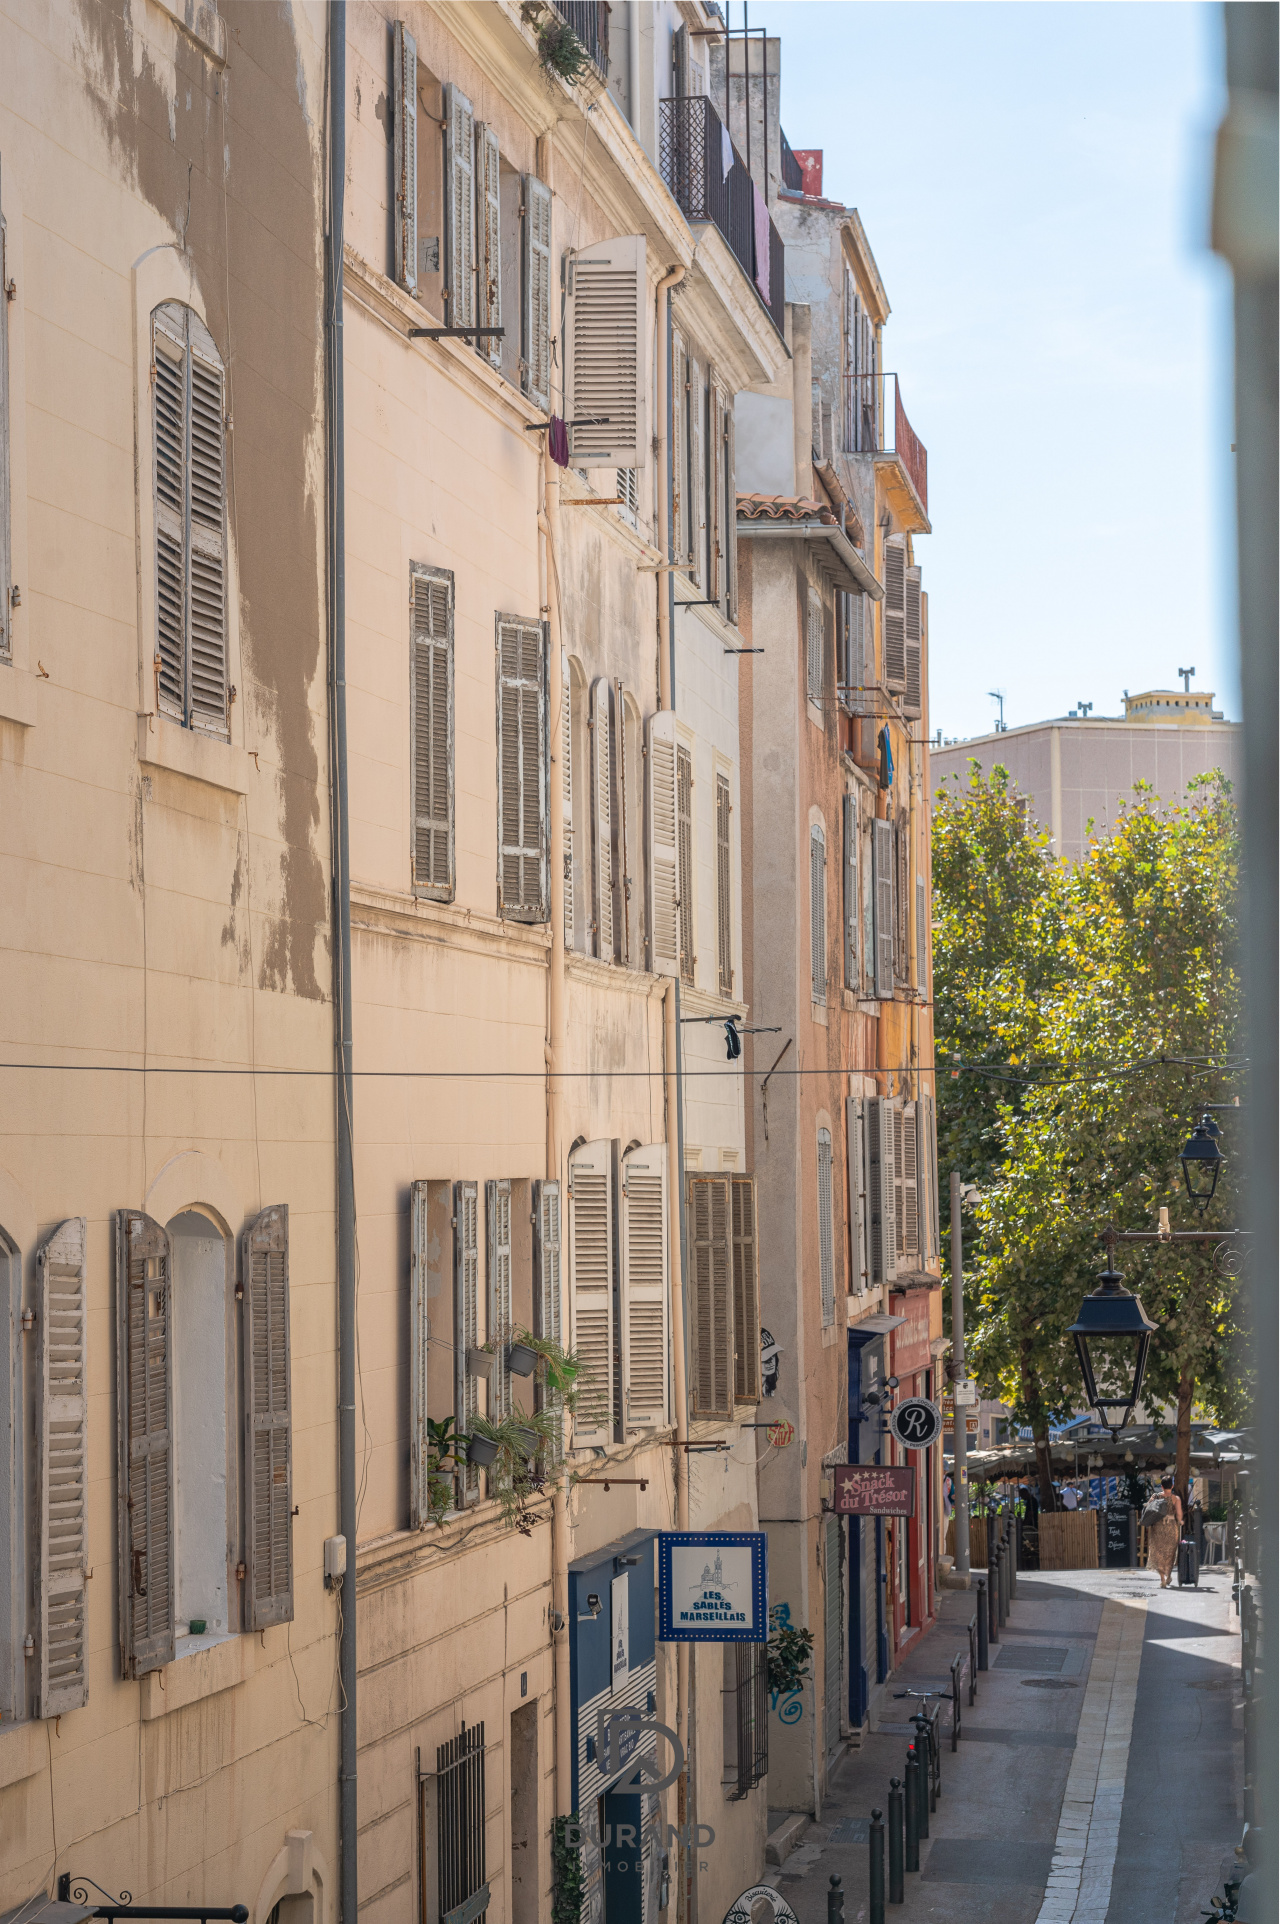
745;0;1238;742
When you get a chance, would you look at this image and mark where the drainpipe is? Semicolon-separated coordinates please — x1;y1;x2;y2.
656;262;685;709
325;6;357;1921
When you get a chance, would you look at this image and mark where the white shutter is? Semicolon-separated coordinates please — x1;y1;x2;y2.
568;1142;614;1448
709;380;726;605
615;680;637;968
687;1176;733;1421
152;305;227;733
454;1181;481;1503
497;617;548;921
676;744;694;984
533;1179;564;1458
843;793;857;991
900;1105;920;1262
590;677;614;959
187;330;227;731
410;1180;431;1529
561;648;574;947
487;1181;513;1420
152;312;186;720
566;235;647;468
37;1218;88;1717
864;1099;897;1287
393;21;418;293
620;1145;669;1433
116;1210;175;1678
647;711;680;977
916;870;927;993
846;1099;868;1292
477;125;502;367
883;537;906;690
689;356;705;586
724;402;738;623
872;817;894;1000
891;1101;906;1263
444;83;475;330
817;1129;835;1327
807;590;823;706
904;564;922;718
522;175;552;411
810;824;826;1003
730;1176;761;1404
671;336;687;569
412;567;454;897
715;772;732;997
242;1205;293;1630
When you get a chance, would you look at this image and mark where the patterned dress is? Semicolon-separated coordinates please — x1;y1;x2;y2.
1148;1512;1181;1584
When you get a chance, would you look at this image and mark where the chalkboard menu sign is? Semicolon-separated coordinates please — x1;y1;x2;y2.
1104;1503;1135;1569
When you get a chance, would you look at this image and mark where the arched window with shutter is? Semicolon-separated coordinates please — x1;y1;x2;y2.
151;302;228;736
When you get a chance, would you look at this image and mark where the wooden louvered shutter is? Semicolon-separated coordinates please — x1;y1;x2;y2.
533;1179;564;1457
37;1218;88;1717
393;21;418;293
621;1145;669;1433
724;401;738;623
689;358;705;586
924;1094;940;1258
817;1129;836;1326
568;1142;614;1447
730;1176;761;1403
116;1210;175;1678
864;1099;897;1287
671;337;687;569
152;310;186;720
807;590;823;706
614;681;636;968
810;825;826;1003
891;1101;906;1262
590;676;614;959
677;744;694;984
715;772;732;996
561;648;574;947
846;1099;868;1292
900;1105;920;1262
687;1176;733;1421
566;235;647;469
673;20;692;95
243;1205;293;1630
522;176;552;410
444;83;475;330
883;538;906;689
497;617;548;921
872;817;894;999
904;564;922;718
647;711;680;976
411;567;454;898
454;1181;480;1503
709;380;726;605
486;1180;513;1420
895;813;909;980
843;793;857;991
477;125;502;368
410;1180;431;1529
188;328;228;731
915;871;927;993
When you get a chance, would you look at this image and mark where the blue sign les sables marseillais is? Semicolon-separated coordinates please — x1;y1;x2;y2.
657;1531;768;1642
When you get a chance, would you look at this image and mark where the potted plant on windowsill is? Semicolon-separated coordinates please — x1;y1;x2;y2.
466;1409;561;1534
425;1416;462;1521
509;1328;583;1411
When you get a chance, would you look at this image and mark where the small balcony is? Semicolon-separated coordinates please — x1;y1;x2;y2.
550;0;609;78
843;371;930;528
658;94;787;340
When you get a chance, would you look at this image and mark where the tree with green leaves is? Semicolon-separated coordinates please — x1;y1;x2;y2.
932;765;1242;1506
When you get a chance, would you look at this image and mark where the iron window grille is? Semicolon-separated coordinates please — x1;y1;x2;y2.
429;1722;489;1924
731;1643;769;1796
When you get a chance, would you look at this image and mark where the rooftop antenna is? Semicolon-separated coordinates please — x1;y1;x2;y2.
987;689;1006;733
1177;666;1196;692
1078;700;1094;717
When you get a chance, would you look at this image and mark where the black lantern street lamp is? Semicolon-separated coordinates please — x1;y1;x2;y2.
1067;1250;1157;1439
1180;1114;1225;1213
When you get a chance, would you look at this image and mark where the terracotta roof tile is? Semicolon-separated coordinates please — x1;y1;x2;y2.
736;492;839;525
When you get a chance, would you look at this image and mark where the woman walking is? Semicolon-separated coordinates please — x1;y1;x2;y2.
1145;1475;1183;1587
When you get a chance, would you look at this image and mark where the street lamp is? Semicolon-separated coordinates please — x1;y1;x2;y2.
1180;1114;1225;1213
1067;1254;1157;1439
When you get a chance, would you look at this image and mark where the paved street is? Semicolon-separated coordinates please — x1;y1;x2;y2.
762;1564;1241;1924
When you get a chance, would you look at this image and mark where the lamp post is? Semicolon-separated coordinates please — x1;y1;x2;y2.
1067;1238;1156;1440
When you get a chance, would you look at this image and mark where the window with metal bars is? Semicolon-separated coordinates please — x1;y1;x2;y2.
723;1641;769;1796
677;744;695;985
715;772;732;996
150;302;228;735
431;1721;488;1924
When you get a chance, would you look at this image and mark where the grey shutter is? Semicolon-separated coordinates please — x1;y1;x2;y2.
497;617;548;921
393;21;418;293
891;1101;906;1264
411;566;454;897
522;175;552;410
533;1179;564;1458
477;124;502;368
730;1176;761;1404
846;1099;868;1292
620;1145;669;1433
810;824;826;1003
243;1205;293;1630
187;327;228;731
883;538;906;689
709;380;726;606
37;1218;88;1717
824;1516;843;1755
724;401;738;624
904;564;922;718
843;793;857;991
671;336;687;569
614;680;636;967
116;1210;175;1678
817;1129;835;1327
688;1176;733;1421
673;20;692;95
896;813;909;981
807;590;823;706
568;1142;614;1448
925;1094;940;1258
716;772;732;997
486;1181;513;1420
864;1098;898;1286
454;1181;480;1503
561;648;574;947
677;744;694;984
900;1105;920;1262
872;817;894;999
443;83;475;330
689;357;705;587
916;871;927;993
647;711;680;976
566;235;647;468
410;1180;431;1529
152;309;186;720
590;676;614;959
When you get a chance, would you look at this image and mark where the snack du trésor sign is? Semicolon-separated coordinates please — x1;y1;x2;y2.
657;1532;768;1642
832;1464;916;1517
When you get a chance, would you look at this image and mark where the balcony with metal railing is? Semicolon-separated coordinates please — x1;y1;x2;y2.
843;370;930;530
658;94;787;340
549;0;609;77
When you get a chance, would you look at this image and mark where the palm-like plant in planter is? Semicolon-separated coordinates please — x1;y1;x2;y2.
425;1416;462;1522
466;1407;562;1536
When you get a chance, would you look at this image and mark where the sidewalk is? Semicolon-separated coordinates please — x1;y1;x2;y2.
760;1563;1241;1924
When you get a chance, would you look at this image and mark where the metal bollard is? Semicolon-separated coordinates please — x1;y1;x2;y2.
869;1817;885;1924
828;1873;844;1924
997;1542;1008;1626
987;1543;1000;1644
888;1778;905;1904
976;1575;989;1670
913;1720;931;1837
1011;1514;1020;1597
904;1746;920;1872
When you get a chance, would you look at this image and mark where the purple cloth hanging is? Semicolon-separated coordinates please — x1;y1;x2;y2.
548;415;570;468
752;183;771;303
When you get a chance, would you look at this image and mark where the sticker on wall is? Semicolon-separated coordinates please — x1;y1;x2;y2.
760;1326;781;1397
657;1532;768;1642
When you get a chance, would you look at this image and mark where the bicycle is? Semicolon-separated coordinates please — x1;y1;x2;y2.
893;1687;945;1808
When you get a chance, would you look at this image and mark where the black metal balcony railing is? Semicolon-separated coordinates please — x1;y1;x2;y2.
780;128;804;194
551;0;608;77
842;370;929;517
659;94;787;341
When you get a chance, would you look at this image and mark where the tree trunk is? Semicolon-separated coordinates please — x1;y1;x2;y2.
1174;1361;1195;1508
1020;1341;1056;1510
